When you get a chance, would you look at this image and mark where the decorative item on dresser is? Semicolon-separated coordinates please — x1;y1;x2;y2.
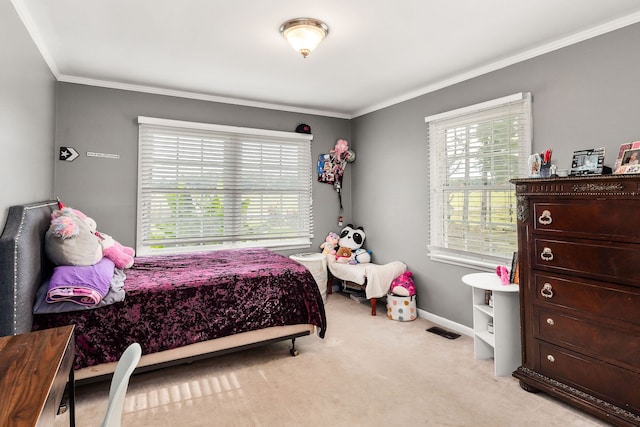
511;175;640;427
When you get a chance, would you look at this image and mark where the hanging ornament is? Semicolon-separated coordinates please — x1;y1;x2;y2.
345;149;356;163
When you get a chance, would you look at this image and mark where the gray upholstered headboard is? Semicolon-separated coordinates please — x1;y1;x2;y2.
0;200;57;336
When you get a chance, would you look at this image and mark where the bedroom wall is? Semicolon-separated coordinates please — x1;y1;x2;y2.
0;2;56;225
350;22;640;329
53;83;351;254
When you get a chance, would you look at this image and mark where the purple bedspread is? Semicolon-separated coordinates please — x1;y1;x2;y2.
32;248;327;369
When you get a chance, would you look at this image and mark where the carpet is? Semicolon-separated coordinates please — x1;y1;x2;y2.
54;292;609;426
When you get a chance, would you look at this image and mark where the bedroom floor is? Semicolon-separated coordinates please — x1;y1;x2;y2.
54;293;609;427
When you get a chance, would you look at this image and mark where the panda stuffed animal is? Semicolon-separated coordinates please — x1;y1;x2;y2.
335;224;370;264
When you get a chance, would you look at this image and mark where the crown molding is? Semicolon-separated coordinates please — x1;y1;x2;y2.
57;75;352;119
352;11;640;118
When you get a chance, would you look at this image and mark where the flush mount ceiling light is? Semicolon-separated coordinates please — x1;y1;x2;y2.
280;18;329;58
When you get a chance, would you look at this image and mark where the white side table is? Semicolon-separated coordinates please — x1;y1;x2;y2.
462;272;521;376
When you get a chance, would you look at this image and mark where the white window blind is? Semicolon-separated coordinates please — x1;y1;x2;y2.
137;117;313;255
425;93;531;270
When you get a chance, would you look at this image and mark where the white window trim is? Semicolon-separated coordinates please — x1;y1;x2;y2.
425;93;532;271
136;117;314;256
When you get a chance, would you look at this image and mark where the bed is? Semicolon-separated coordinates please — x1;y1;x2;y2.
0;200;327;382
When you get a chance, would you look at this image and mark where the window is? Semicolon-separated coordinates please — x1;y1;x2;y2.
137;117;313;255
425;93;531;270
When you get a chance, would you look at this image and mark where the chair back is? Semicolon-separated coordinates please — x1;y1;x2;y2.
101;343;142;427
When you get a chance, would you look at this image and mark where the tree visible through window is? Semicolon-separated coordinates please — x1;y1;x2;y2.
137;117;313;255
426;93;531;269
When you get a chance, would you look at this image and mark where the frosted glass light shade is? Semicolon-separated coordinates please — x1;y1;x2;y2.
280;18;328;58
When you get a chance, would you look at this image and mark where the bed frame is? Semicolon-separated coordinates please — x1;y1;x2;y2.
0;201;316;382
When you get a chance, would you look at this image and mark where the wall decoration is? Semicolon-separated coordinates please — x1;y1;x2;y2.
317;139;355;226
59;146;79;162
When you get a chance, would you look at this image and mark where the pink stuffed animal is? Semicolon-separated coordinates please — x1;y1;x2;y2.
96;232;135;269
390;271;416;297
496;265;510;285
45;207;102;266
320;231;339;255
51;199;135;269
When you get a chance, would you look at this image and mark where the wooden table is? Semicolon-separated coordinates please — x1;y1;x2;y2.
0;325;75;427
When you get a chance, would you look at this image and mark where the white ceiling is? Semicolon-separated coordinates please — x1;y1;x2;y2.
13;0;640;118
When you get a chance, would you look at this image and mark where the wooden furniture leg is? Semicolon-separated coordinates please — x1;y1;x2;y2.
370;298;377;316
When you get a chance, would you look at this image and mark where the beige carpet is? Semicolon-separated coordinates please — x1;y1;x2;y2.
55;293;610;427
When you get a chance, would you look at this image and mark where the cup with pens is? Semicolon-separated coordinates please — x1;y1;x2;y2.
529;149;552;178
540;149;552;177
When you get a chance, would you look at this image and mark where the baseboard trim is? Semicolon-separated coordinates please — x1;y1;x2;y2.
417;308;474;337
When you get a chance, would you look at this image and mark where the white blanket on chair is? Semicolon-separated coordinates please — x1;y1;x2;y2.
327;256;407;299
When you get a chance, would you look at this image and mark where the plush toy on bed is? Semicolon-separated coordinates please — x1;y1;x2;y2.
95;231;135;269
45;204;135;269
335;224;369;264
45;207;103;266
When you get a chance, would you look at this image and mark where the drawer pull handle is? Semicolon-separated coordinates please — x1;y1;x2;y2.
540;247;554;261
538;210;553;225
547;355;555;363
546;318;554;326
541;283;554;298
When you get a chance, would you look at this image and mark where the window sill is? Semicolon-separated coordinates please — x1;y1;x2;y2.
428;251;506;272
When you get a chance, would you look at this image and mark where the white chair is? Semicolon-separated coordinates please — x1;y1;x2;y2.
101;343;142;427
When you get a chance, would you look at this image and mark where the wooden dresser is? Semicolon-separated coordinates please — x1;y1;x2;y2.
511;175;640;427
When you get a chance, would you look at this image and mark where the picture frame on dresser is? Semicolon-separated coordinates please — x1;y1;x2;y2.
569;147;606;176
614;147;640;175
613;142;633;172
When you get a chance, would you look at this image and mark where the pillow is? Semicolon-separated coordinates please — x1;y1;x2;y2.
33;269;126;314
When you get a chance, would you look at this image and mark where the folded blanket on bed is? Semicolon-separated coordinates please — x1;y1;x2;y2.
35;268;126;313
46;257;115;306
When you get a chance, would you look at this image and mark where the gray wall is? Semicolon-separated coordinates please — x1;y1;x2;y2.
351;22;640;328
0;2;55;225
54;83;351;253
5;7;640;331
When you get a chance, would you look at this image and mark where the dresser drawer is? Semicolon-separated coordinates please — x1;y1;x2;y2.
532;200;640;242
533;273;640;326
535;307;640;371
532;238;640;287
536;341;640;414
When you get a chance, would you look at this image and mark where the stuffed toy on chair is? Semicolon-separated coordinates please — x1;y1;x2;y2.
320;231;339;256
353;248;371;264
335;224;368;264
